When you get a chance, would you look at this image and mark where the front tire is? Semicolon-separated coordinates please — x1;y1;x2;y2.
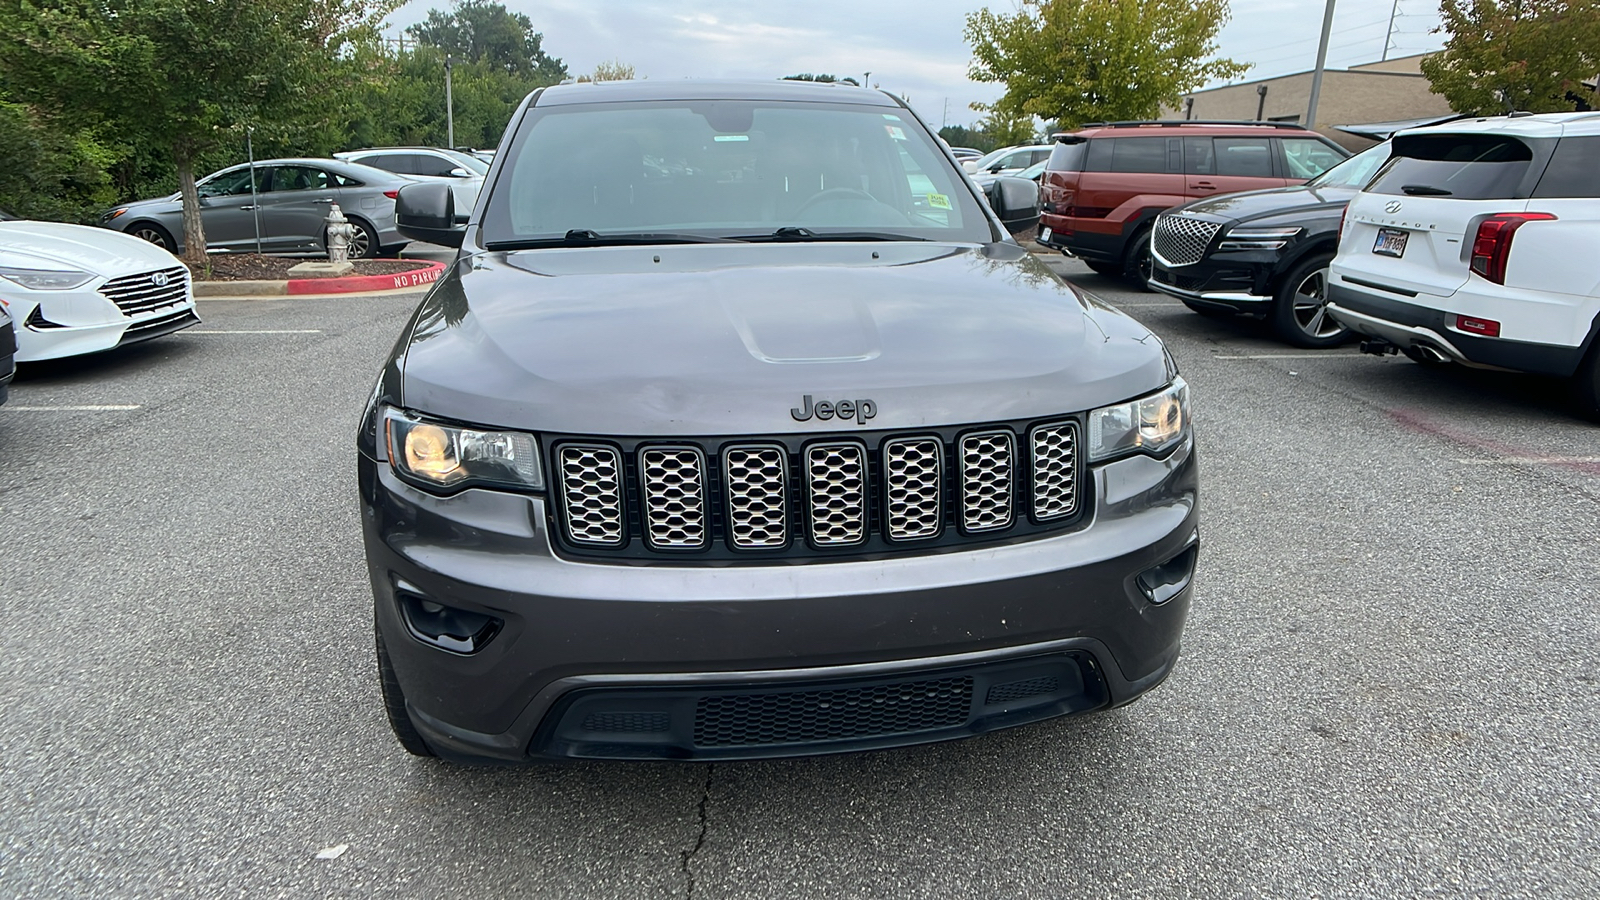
129;222;176;254
1123;227;1154;292
377;623;436;757
1573;343;1600;422
1270;254;1347;348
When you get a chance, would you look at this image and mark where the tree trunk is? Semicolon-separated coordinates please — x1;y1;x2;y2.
174;144;207;264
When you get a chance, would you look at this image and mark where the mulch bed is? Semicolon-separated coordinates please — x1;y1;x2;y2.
185;254;435;282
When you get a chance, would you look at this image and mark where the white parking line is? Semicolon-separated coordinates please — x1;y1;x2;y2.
1211;353;1367;360
3;405;141;411
185;329;323;334
1455;456;1600;466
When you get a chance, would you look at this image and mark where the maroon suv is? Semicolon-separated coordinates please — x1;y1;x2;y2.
1037;121;1349;287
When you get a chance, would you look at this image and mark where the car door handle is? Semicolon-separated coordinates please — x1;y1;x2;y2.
238;204;259;210
1190;181;1217;191
315;198;335;204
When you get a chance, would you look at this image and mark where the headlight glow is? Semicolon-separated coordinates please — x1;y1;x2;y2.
385;409;543;491
1218;225;1302;251
1087;378;1190;462
0;266;96;291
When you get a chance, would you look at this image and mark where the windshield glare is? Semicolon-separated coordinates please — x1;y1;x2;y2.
483;100;992;244
443;149;490;175
1308;141;1390;189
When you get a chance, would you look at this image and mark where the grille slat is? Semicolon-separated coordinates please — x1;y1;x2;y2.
558;445;625;546
884;437;943;541
98;267;189;317
959;431;1014;533
724;446;788;549
639;446;707;550
1151;214;1222;268
806;442;867;546
1031;422;1080;520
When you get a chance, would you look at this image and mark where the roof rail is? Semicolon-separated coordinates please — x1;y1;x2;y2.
1077;119;1309;130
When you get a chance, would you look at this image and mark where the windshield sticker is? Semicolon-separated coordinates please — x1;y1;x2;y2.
713;135;750;142
882;114;902;121
885;125;907;141
927;193;952;210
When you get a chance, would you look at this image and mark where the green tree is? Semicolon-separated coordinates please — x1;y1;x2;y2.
407;0;566;81
1421;0;1600;114
0;98;120;221
0;0;398;260
782;73;860;86
576;60;637;82
964;0;1248;129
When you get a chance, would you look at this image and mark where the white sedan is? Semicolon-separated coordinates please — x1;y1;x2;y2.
0;211;198;361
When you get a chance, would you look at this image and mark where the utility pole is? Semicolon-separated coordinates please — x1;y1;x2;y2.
246;125;261;255
444;54;457;148
943;97;949;129
864;71;871;91
1305;0;1337;131
1382;0;1401;61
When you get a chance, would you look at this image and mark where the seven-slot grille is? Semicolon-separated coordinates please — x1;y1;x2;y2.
98;267;190;317
1151;215;1222;268
553;422;1081;556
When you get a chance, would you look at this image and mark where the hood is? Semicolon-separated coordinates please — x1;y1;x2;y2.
0;221;182;276
397;242;1171;436
1175;183;1356;226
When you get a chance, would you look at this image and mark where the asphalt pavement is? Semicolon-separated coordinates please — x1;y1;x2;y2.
1;258;1596;898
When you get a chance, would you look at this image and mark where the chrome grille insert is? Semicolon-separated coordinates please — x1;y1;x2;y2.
558;445;625;546
1030;422;1079;521
959;430;1014;533
883;437;943;541
639;446;707;550
805;442;867;546
1151;215;1221;268
98;267;190;317
724;445;788;549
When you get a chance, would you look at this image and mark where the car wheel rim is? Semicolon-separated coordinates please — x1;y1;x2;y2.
350;229;370;258
1291;267;1343;338
134;228;166;249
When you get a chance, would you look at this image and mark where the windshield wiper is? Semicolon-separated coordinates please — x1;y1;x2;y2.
1400;184;1453;196
736;227;928;242
485;230;746;250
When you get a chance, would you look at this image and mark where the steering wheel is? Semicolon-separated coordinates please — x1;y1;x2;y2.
794;187;880;214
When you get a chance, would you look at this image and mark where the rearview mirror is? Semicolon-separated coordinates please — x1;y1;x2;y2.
395;182;464;248
984;176;1041;236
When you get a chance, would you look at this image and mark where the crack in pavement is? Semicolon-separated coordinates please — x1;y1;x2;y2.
680;764;713;899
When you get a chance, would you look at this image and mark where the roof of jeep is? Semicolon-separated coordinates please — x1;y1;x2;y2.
533;79;902;107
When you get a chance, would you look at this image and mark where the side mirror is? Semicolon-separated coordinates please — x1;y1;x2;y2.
984;175;1041;236
449;167;473;178
395;182;463;248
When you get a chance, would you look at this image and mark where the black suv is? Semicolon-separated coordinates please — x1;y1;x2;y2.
359;80;1198;763
1148;141;1391;346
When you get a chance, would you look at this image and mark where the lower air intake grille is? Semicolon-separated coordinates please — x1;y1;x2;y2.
693;676;974;747
1030;422;1080;520
985;676;1061;705
558;445;624;546
581;712;671;733
1152;215;1222;268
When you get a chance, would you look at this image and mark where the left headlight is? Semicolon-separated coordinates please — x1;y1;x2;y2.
384;408;543;492
0;266;96;291
1217;225;1302;251
102;208;128;222
1086;377;1190;462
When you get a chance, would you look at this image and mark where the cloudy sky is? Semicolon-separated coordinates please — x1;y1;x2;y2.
388;0;1446;129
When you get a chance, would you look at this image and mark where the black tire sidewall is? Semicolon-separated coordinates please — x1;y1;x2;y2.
1271;253;1344;348
1124;227;1154;292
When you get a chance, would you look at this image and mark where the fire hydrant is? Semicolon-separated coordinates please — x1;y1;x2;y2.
325;204;356;263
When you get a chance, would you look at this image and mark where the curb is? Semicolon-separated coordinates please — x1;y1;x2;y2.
191;261;447;298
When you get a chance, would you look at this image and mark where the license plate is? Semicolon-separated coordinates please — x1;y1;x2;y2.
1039;226;1053;243
1373;227;1408;258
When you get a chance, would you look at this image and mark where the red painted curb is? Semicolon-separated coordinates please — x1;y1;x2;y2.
285;261;447;295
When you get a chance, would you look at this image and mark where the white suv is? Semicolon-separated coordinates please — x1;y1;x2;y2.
334;147;487;223
1327;113;1600;416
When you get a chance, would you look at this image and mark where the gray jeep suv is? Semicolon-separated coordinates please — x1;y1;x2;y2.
357;80;1199;763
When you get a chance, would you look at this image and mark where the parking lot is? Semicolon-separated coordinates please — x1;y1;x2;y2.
2;257;1597;898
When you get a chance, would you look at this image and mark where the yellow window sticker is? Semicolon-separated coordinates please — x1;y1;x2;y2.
927;193;952;210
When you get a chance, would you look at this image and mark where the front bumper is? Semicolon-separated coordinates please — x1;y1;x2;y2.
1149;255;1275;312
360;437;1199;762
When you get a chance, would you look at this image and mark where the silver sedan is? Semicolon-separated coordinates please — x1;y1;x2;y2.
98;158;417;258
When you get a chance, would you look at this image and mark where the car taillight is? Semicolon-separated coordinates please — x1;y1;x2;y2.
1470;212;1555;284
1455;315;1501;338
1338;206;1348;238
383;190;400;200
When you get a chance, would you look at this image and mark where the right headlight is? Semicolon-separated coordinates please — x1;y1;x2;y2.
383;408;543;492
1086;377;1190;462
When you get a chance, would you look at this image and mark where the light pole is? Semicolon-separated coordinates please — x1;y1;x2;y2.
863;71;871;90
246;125;262;254
1305;0;1337;131
444;54;457;147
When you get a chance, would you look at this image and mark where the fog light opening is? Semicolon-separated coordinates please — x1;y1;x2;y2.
1136;544;1198;605
397;591;503;655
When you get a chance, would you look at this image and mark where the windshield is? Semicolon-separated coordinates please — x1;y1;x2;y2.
443;149;490;175
482;99;993;245
1306;141;1390;190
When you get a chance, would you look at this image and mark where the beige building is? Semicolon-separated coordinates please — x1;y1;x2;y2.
1166;54;1454;149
